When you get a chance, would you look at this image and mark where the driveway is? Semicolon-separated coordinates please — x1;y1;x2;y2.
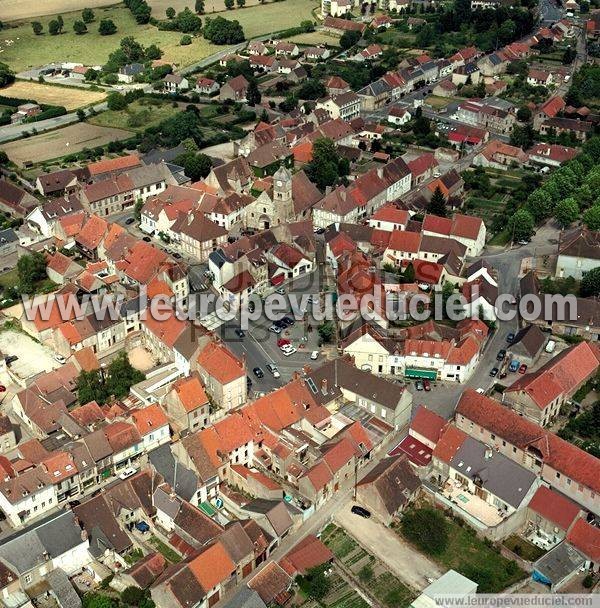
334;501;443;591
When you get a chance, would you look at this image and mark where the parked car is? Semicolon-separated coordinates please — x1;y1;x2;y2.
518;364;528;374
125;217;135;225
118;467;137;480
490;367;499;377
0;385;6;393
415;380;424;391
275;287;286;295
266;364;280;378
507;333;515;343
282;316;295;326
253;367;264;378
277;338;291;348
509;359;520;373
496;349;507;361
143;236;151;242
281;343;295;353
310;350;319;360
54;354;66;364
269;325;282;334
4;355;17;365
351;505;371;518
545;340;556;353
423;379;431;391
234;329;245;338
283;347;297;356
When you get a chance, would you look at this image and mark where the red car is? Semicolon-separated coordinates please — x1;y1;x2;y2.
518;364;528;374
0;386;5;393
277;338;290;347
423;379;431;391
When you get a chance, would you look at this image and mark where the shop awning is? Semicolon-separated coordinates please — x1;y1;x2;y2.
405;368;437;380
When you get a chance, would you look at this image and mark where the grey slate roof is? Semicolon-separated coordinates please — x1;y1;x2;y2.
534;541;585;586
149;444;198;502
0;228;18;245
449;437;537;508
222;587;267;608
47;568;82;608
0;510;86;575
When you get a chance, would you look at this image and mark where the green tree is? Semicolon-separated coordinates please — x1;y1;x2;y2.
57;14;64;32
236;0;246;6
121;587;145;606
526;188;554;222
359;564;373;582
145;44;163;60
246;79;261;105
195;0;205;12
77;108;86;121
31;21;43;35
203;16;245;44
498;19;516;45
98;18;117;35
584;205;600;230
82;593;115;608
0;62;14;88
307;137;342;190
554;197;579;228
318;321;335;344
17;251;47;294
508;208;535;242
581;267;600;297
120;36;145;62
401;508;449;555
416;23;434;46
175;152;212;181
224;0;234;8
48;19;61;35
510;124;533;149
107;352;145;398
180;34;192;45
82;8;95;23
340;29;361;50
107;92;127;111
516;106;531;122
77;369;107;405
74;20;88;34
175;8;202;32
428;186;447;217
166;6;176;18
302;566;330;600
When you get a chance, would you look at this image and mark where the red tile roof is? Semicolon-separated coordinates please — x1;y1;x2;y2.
143;309;187;349
196;341;245;385
76;215;108;251
88;154;141;176
457;389;600;494
451;214;483;241
322;438;355;473
172;375;209;413
130;404;169;436
188;541;235;593
408;153;438;178
539;96;565;118
432;424;467;464
371;205;410;225
280;534;334;576
423;214;452;236
410;405;446;444
387;230;421;253
566;519;600;561
527;485;581;530
504;342;600;410
305;460;332;492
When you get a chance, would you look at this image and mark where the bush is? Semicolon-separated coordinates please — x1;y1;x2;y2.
583;574;595;589
98;19;117;35
180;34;192;45
401;508;449;555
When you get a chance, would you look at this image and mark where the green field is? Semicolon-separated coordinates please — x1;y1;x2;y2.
397;509;526;593
503;535;546;562
0;0;317;72
287;30;341;47
89;98;180;132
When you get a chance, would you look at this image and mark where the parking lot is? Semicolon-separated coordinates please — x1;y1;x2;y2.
0;329;61;380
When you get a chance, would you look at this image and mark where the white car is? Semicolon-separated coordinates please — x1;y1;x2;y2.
281;344;295;353
310;351;319;360
266;363;281;378
545;340;556;353
283;347;297;356
269;325;282;334
118;466;137;480
54;353;66;364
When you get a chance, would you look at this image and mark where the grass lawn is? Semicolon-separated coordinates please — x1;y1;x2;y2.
88;98;179;132
1;1;318;72
376;28;416;47
398;509;526;592
488;229;511;246
148;535;181;563
0;269;18;290
425;94;456;109
0;6;218;72
1;81;106;110
503;535;546;562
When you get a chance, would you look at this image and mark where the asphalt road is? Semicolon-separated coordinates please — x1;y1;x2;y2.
218;272;325;395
